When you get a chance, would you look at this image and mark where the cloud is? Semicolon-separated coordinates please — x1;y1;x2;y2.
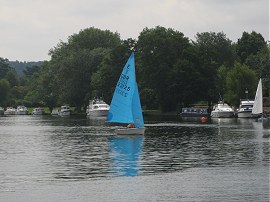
0;0;268;61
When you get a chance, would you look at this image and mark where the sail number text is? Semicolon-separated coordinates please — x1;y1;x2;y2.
116;73;131;97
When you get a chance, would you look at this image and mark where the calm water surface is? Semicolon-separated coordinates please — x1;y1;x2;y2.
0;115;269;201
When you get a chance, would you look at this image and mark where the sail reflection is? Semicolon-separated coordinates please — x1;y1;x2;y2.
109;135;144;176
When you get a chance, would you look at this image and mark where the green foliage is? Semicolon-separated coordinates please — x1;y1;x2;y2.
91;39;136;103
225;62;257;106
0;79;10;105
236;31;267;63
2;27;268;112
137;26;190;111
0;57;12;79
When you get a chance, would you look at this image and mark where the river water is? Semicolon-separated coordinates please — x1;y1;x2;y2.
0;115;269;201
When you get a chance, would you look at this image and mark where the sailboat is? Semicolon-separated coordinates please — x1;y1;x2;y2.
252;78;267;121
107;52;145;135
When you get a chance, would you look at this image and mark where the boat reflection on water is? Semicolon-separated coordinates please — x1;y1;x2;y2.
109;135;144;176
211;117;237;125
86;116;108;126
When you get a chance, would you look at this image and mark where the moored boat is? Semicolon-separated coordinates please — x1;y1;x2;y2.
16;105;28;115
180;107;210;118
211;102;235;118
86;98;110;117
237;99;258;118
4;107;16;115
32;107;44;115
58;105;71;116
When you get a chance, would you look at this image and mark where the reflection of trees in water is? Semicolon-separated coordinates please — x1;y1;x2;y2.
45;120;269;179
48;132;111;180
140;124;268;174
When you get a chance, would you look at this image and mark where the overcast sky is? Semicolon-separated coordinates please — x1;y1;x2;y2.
0;0;269;61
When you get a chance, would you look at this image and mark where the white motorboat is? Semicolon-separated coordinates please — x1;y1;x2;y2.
0;107;4;115
86;98;110;117
58;105;71;116
16;106;28;115
211;102;235;118
237;100;258;118
4;107;16;115
32;107;44;115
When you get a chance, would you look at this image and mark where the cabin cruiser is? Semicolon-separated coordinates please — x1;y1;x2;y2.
16;105;28;115
211;102;235;118
237;99;258;118
32;107;44;115
86;98;110;117
4;107;16;115
0;107;4;115
58;105;71;116
180;107;210;117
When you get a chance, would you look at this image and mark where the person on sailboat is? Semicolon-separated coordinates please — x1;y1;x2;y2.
127;123;135;128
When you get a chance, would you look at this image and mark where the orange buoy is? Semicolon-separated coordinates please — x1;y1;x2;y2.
201;117;207;123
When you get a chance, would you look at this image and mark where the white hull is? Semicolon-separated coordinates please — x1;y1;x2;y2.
32;108;44;115
211;111;234;118
237;111;258;118
16;111;28;115
58;111;70;116
87;109;109;117
4;108;16;115
115;127;145;135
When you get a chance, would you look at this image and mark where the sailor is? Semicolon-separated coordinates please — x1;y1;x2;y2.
127;123;135;128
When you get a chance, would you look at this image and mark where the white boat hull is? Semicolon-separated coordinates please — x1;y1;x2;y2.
16;111;28;115
4;109;16;115
115;127;145;135
58;111;70;116
237;111;258;118
211;111;234;118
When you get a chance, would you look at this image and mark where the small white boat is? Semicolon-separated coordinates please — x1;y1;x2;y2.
58;105;71;116
32;107;44;115
211;102;235;118
86;98;110;117
0;107;4;115
237;100;258;118
4;107;16;115
16;106;28;115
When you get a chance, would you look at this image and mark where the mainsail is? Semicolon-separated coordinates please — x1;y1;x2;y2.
252;78;263;115
107;52;144;128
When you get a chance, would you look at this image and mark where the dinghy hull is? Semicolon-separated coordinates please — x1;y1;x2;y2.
115;127;145;135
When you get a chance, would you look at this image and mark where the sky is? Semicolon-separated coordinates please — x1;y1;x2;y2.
0;0;269;62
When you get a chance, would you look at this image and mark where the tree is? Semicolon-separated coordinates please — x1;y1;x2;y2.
225;62;257;106
137;26;190;111
236;31;267;63
45;27;121;110
193;32;234;104
91;38;137;103
0;57;12;79
0;79;10;105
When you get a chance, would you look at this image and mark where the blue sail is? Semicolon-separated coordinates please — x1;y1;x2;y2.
107;52;144;128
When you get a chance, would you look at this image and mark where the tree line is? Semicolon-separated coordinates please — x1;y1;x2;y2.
0;26;269;112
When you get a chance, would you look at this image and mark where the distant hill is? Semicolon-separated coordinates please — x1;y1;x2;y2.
8;61;43;77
